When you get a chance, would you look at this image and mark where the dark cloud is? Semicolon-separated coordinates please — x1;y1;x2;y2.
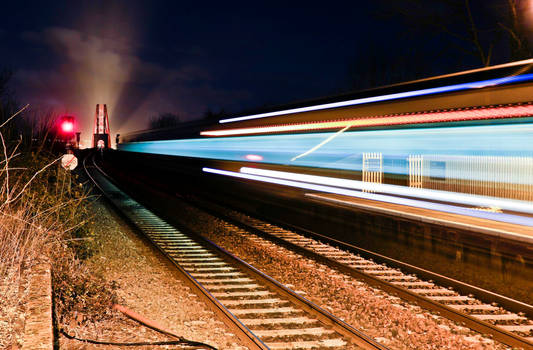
14;25;251;145
4;0;525;148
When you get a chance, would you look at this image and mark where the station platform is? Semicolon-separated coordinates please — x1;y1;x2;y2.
306;193;533;245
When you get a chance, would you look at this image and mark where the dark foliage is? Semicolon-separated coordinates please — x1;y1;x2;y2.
203;107;228;121
349;0;532;91
148;112;181;129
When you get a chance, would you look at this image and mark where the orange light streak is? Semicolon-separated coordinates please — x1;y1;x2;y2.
200;103;533;137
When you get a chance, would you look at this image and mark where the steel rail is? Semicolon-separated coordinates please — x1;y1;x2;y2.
83;153;388;350
188;196;533;350
82;154;268;350
187;229;385;350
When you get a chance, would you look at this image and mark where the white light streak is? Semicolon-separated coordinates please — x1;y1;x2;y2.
240;167;533;214
201;167;533;226
218;73;533;124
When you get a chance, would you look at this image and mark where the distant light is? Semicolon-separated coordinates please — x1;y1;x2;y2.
245;154;264;161
202;103;533;137
217;73;533;124
202;167;533;227
61;121;74;133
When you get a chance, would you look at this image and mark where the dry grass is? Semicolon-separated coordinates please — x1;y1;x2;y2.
0;208;52;348
0;109;117;348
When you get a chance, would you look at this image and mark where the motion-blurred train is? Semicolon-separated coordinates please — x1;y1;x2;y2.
118;59;533;214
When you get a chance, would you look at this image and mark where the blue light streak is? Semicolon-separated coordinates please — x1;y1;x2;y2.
119;123;533;184
219;74;533;124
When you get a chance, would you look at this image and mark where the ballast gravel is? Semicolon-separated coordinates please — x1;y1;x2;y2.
59;199;248;350
170;198;512;350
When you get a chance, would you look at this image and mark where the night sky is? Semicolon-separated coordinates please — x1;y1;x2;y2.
0;1;530;146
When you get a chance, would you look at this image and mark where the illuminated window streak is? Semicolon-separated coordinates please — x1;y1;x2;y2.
239;167;533;214
245;154;263;161
201;103;533;137
202;167;533;226
217;73;533;124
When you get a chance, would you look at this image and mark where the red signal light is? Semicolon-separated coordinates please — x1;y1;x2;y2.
58;115;75;135
61;121;74;133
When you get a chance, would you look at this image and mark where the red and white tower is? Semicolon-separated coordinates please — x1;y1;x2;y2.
92;104;111;148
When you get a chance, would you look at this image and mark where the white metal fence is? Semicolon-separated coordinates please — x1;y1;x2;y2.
406;155;533;201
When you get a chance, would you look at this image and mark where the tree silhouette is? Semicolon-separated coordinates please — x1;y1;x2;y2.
385;0;531;67
148;112;181;129
203;107;227;121
349;0;533;91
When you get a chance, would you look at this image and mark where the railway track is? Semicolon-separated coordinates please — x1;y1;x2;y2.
83;154;387;350
187;196;533;349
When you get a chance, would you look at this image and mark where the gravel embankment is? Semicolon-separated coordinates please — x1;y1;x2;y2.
171;199;510;350
60;199;248;350
0;267;30;349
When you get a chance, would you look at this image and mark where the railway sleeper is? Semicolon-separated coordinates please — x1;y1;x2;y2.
240;317;319;327
156;241;198;246
256;329;340;344
222;298;284;307
498;326;533;342
227;303;293;311
189;266;236;272
179;261;227;267
267;338;348;350
211;290;275;298
376;275;418;282
473;313;528;326
428;296;475;303
174;257;220;262
203;283;262;291
391;281;434;288
348;261;381;267
189;272;243;278
195;278;255;284
447;304;501;313
228;307;304;316
361;269;403;276
409;288;457;296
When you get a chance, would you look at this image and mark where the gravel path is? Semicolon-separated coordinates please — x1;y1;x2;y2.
170;199;512;350
59;199;248;350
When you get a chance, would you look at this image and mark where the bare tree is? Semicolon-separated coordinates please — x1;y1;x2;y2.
203;107;227;121
388;0;531;66
498;0;531;61
0;70;19;124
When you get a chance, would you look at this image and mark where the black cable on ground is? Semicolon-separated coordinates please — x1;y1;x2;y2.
60;328;217;349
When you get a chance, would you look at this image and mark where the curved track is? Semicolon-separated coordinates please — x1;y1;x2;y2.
83;153;388;350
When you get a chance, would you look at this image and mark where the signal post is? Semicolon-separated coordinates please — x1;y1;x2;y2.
93;104;111;149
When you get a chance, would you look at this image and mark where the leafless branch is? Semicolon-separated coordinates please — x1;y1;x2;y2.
0;104;29;129
4;157;61;205
0;131;10;202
